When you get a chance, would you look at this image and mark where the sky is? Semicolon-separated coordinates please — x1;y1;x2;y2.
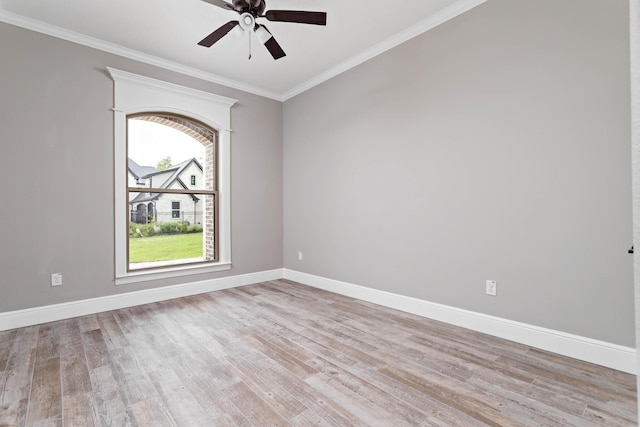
128;119;204;168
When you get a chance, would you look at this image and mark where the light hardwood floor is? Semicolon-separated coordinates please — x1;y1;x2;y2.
0;280;636;426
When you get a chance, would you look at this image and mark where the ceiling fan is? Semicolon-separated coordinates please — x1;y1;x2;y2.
198;0;327;60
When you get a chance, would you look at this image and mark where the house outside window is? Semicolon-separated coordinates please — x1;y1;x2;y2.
109;68;236;285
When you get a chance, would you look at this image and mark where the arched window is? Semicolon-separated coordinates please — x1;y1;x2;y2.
127;113;216;270
109;68;236;285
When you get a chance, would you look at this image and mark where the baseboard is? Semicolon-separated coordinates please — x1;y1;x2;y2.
0;268;284;332
283;269;637;375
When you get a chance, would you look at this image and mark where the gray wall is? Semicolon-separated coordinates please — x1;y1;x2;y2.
0;0;634;348
0;23;283;312
283;0;635;346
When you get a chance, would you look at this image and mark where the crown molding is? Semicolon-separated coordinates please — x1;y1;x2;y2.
0;7;282;100
281;0;487;101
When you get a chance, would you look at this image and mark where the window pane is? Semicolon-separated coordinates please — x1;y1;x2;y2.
128;117;214;192
127;113;217;271
171;201;181;219
128;192;216;270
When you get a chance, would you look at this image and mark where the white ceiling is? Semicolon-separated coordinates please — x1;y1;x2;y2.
0;0;485;100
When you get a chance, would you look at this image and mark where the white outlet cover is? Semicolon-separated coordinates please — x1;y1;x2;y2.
486;280;497;296
51;273;62;287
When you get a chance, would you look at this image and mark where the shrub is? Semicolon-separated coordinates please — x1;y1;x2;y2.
129;222;157;238
160;221;183;234
130;221;202;237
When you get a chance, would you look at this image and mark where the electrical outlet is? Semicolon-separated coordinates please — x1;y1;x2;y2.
51;273;63;287
298;251;303;261
486;280;497;296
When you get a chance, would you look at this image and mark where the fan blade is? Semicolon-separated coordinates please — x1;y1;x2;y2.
198;21;239;47
264;37;286;59
258;25;286;59
202;0;235;10
264;10;327;26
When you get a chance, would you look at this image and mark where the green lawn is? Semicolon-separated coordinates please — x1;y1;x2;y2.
129;232;203;263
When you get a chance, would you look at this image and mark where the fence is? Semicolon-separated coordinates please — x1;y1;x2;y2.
130;210;204;226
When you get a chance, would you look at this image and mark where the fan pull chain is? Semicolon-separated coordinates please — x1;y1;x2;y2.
248;29;252;60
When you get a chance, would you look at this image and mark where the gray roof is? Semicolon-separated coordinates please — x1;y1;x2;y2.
128;158;158;179
129;158;203;205
143;158;202;190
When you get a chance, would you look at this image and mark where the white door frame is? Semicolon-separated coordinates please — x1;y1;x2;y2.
630;0;640;416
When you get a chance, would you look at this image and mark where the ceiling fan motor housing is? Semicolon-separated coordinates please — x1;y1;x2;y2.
233;0;265;15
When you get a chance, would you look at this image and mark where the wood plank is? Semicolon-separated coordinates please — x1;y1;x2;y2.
96;312;130;350
306;356;431;426
60;343;92;398
11;325;40;354
128;396;177;427
409;333;535;383
467;368;587;417
289;410;338;426
26;356;62;425
168;340;240;391
378;363;514;426
510;348;636;400
223;381;292;426
499;354;632;405
89;365;134;427
261;323;361;368
260;361;372;426
583;404;638;427
290;324;387;370
224;354;309;420
146;365;214;427
170;357;252;426
347;361;488;426
468;374;591;425
0;349;36;408
305;372;411;426
35;324;61;361
0;347;12;381
527;346;636;391
57;319;84;348
63;392;98;427
81;328;111;370
77;315;100;333
533;376;637;423
247;334;318;379
0;398;28;427
0;329;18;342
108;346;158;407
315;316;477;382
28;415;63;427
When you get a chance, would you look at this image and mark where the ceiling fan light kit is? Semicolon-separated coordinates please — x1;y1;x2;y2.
199;0;327;60
254;25;271;44
238;13;255;31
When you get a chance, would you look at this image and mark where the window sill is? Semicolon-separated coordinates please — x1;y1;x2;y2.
116;262;231;286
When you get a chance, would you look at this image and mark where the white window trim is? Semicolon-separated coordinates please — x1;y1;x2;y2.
108;68;237;285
